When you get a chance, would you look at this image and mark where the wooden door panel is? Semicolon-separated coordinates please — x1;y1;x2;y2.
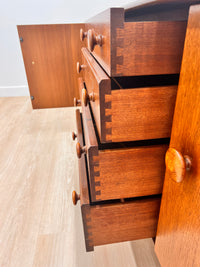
18;24;83;108
155;4;200;266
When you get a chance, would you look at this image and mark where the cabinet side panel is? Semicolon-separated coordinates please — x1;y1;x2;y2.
155;5;200;266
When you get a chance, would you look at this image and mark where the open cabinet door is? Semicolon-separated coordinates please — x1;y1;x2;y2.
18;24;84;108
155;4;200;266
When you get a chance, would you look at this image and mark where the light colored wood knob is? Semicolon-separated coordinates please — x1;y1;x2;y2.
76;142;86;158
72;132;77;141
74;97;81;107
80;28;87;41
87;29;103;52
82;88;95;107
165;148;192;183
77;62;85;74
72;190;80;205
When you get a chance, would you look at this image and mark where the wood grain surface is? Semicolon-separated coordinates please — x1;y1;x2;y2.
130;239;161;267
85;8;124;76
84;8;187;77
110;86;177;142
0;97;77;266
76;151;161;251
18;24;83;108
81;47;110;142
155;4;200;266
96;145;167;201
116;21;186;76
82;47;178;143
75;109;90;206
77;107;161;249
0;97;160;267
89;197;161;248
81;102;167;202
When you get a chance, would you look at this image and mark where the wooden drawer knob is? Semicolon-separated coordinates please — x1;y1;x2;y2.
87;29;103;52
74;97;81;107
80;28;87;41
72;190;80;205
76;142;86;158
77;62;85;74
72;132;77;141
165;148;192;183
82;88;95;106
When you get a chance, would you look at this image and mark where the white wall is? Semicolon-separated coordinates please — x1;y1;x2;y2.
0;0;130;96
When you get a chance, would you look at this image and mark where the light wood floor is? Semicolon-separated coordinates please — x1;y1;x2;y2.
0;97;160;267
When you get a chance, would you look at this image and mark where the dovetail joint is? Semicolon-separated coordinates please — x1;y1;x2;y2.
82;206;94;251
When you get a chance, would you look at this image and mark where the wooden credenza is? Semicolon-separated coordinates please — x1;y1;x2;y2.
18;1;200;266
71;1;200;266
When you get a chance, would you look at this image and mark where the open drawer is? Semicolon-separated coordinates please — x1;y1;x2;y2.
80;7;187;77
73;99;167;203
72;109;161;251
78;48;178;143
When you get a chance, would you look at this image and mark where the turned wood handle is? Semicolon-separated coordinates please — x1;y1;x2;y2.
80;28;87;41
87;29;103;52
72;190;80;205
165;148;192;183
72;132;77;141
74;97;81;107
82;88;95;107
77;62;85;74
76;142;86;158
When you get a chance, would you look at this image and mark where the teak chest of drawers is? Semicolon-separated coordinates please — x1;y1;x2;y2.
72;4;190;252
18;1;200;265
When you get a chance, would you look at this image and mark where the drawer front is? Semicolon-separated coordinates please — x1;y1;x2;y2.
78;101;168;202
82;8;187;76
84;8;123;77
81;47;177;143
73;113;161;251
81;48;110;143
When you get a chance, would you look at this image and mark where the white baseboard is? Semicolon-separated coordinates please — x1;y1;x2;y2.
0;86;29;97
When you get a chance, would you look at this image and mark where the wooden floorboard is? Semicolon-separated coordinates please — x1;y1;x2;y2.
0;97;160;267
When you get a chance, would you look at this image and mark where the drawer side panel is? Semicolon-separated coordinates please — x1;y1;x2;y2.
114;21;187;76
109;86;177;143
94;145;168;201
90;197;161;246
